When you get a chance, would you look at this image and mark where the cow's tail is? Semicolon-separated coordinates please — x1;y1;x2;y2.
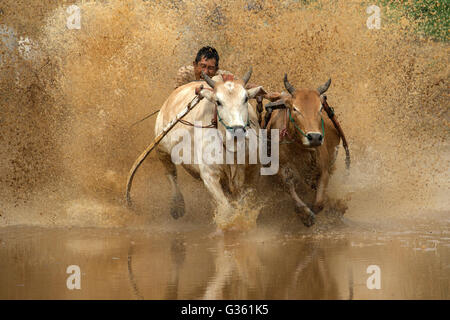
125;139;159;206
321;96;350;171
127;242;144;299
125;94;203;206
343;140;350;170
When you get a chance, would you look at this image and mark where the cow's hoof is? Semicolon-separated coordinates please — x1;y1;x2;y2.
298;207;316;227
312;204;324;214
170;206;184;219
170;195;185;220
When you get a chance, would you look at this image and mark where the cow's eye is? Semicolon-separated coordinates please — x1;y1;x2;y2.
216;100;222;106
244;96;248;103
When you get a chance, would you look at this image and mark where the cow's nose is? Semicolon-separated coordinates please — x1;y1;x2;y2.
231;126;246;137
306;133;323;146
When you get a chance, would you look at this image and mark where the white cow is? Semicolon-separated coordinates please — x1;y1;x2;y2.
153;69;265;221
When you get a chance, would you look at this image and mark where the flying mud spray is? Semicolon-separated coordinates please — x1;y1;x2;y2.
0;0;448;300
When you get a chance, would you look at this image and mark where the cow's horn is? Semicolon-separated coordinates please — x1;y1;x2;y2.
242;67;253;85
202;71;216;88
317;78;331;95
283;74;296;95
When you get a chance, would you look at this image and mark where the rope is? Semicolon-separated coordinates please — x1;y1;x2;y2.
288;108;325;139
216;108;250;131
130;109;160;127
178;119;217;128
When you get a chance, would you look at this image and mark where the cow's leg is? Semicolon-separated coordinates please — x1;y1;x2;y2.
199;166;229;208
280;166;316;227
227;165;246;195
158;149;185;219
312;170;329;214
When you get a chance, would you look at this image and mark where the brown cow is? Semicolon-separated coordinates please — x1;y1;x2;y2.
263;75;341;227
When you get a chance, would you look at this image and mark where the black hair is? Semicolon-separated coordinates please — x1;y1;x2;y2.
195;46;219;67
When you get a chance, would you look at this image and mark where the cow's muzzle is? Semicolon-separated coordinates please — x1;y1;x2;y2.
305;132;323;147
231;125;246;137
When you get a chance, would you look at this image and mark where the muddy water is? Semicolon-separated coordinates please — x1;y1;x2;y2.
0;221;449;299
0;0;449;300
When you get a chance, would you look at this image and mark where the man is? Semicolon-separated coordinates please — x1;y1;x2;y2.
174;46;277;125
174;46;231;89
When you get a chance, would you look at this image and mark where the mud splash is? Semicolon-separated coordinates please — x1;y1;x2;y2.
0;0;448;230
214;189;263;231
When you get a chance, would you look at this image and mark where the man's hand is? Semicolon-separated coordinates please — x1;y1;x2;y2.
263;91;283;102
245;83;259;90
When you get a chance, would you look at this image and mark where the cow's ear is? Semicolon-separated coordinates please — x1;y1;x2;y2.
247;86;266;99
199;89;215;102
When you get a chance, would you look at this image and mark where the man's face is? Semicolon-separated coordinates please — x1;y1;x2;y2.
193;57;218;80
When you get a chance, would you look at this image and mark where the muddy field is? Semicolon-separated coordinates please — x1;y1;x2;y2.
0;0;449;299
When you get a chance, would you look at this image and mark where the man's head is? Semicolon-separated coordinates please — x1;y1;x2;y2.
193;46;219;80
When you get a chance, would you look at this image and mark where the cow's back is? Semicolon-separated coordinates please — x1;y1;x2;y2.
155;81;211;132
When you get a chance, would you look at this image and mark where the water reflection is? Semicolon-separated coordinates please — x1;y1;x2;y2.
0;226;448;299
